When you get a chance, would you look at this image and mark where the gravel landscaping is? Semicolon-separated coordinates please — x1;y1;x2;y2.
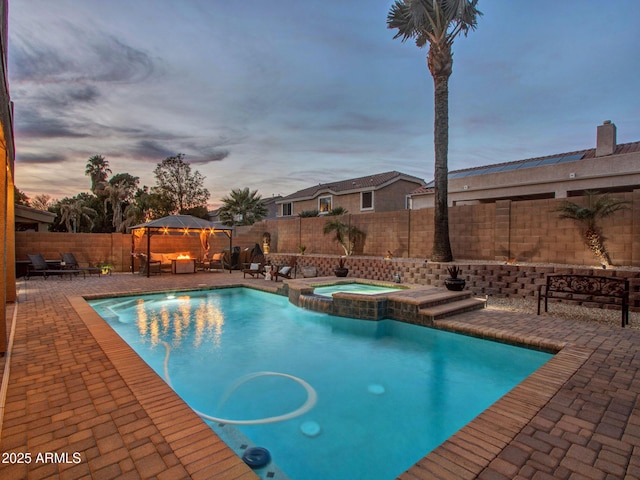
486;294;638;329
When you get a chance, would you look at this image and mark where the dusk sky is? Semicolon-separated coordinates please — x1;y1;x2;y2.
9;0;640;207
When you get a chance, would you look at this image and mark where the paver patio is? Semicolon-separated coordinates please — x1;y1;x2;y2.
1;271;639;479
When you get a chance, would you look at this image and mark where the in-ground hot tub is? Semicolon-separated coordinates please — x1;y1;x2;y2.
287;278;415;320
312;282;405;297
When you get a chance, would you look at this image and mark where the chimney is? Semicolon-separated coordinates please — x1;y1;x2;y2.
596;120;616;157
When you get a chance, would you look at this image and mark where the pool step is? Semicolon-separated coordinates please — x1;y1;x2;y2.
418;295;487;321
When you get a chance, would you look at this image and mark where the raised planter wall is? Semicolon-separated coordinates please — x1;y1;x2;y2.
268;253;640;311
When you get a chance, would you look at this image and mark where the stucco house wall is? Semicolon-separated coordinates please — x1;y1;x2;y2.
412;122;640;209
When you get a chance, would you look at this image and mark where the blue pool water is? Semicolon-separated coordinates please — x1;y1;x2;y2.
312;283;404;297
89;288;552;480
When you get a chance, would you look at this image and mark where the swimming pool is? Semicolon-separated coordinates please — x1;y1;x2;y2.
89;287;552;480
312;283;404;297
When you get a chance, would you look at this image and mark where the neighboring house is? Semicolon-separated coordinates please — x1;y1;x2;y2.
411;121;640;208
207;208;221;223
276;171;425;217
15;204;56;232
261;195;282;219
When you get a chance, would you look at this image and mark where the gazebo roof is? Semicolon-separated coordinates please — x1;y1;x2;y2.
129;215;233;233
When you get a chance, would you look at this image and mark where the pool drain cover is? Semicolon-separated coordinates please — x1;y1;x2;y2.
368;384;386;395
300;420;321;437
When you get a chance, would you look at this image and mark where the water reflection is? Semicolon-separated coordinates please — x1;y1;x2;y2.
134;294;225;348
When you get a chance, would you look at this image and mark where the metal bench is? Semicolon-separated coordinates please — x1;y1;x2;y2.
537;274;629;327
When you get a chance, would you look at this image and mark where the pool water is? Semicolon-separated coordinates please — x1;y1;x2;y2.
312;283;404;297
89;288;552;480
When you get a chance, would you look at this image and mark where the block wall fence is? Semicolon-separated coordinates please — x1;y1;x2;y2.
231;191;640;267
14;192;640;306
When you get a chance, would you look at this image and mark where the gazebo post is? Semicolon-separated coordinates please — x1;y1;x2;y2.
228;231;233;273
146;227;151;278
130;233;135;274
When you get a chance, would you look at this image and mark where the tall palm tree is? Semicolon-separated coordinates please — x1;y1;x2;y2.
387;0;481;262
555;191;629;267
59;198;97;233
85;155;111;196
104;181;130;232
218;188;268;226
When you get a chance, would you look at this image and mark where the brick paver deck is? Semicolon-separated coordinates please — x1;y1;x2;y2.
1;272;639;479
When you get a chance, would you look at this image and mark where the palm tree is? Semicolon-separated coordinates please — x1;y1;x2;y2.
327;206;348;216
387;0;481;262
555;191;629;267
323;218;365;256
59;198;97;233
85;155;111;196
218;188;268;226
104;181;130;232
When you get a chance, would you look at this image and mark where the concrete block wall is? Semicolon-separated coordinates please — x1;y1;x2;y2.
16;232;131;271
451;203;496;260
15;190;639;274
16;232;204;273
407;208;433;259
257;192;639;266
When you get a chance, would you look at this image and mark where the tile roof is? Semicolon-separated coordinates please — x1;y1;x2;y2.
279;170;425;202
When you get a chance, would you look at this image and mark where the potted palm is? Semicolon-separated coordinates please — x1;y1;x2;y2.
444;265;465;291
334;257;348;277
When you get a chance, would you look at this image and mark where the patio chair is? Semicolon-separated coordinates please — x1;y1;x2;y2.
273;257;297;282
243;254;266;278
61;252;103;277
137;253;161;275
208;252;229;272
26;253;79;280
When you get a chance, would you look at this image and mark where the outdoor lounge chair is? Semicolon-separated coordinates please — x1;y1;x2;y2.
61;253;103;277
27;253;80;280
273;257;297;281
208;252;229;272
243;254;266;278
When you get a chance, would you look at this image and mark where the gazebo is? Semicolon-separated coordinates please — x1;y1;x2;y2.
128;215;233;277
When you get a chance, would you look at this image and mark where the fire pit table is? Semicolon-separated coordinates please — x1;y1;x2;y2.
171;258;196;274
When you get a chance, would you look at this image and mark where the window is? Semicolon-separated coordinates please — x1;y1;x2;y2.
405;195;412;210
318;196;332;214
361;191;374;210
281;202;292;216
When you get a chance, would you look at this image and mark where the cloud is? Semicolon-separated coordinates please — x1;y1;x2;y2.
15;108;92;139
188;149;231;164
131;140;177;161
10;23;156;84
16;152;67;164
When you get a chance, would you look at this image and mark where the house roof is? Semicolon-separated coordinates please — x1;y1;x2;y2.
414;140;640;194
278;171;425;202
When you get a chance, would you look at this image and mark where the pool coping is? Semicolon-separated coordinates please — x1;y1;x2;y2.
68;294;260;480
70;285;587;480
